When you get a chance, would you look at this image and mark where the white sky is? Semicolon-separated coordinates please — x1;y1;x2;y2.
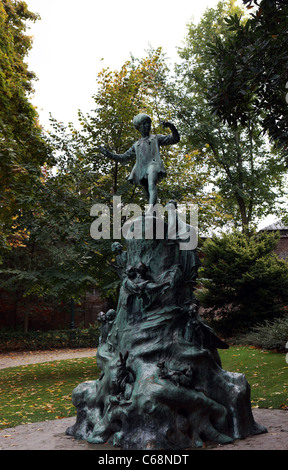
26;0;225;129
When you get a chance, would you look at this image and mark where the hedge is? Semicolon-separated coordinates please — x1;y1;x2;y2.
0;325;100;352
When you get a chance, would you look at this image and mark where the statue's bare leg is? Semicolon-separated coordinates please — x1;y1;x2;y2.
147;168;158;206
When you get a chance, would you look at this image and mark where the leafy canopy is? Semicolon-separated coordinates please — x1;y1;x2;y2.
0;0;52;254
208;0;288;156
166;0;287;233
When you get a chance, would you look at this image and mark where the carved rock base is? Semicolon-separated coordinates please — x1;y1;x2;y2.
67;236;267;449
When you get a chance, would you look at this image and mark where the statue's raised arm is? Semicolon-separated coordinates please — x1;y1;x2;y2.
159;121;180;146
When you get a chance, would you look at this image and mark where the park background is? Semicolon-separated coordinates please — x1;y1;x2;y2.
0;0;288;426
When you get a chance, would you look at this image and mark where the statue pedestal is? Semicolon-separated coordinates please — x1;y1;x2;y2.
66;235;267;449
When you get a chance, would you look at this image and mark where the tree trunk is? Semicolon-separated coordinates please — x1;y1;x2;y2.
13;292;18;330
113;161;118;194
235;194;249;234
24;299;30;334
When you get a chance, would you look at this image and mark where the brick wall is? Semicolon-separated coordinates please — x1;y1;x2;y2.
259;223;288;260
0;288;109;331
275;235;288;260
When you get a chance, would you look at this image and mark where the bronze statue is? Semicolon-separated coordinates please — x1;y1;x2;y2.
98;113;180;205
67;112;267;450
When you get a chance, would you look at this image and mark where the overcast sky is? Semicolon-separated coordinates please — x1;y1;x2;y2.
25;0;229;129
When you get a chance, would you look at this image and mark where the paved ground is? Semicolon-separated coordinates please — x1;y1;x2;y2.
0;348;287;451
0;409;287;450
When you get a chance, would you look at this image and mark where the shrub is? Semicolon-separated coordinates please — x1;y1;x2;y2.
197;230;288;336
238;316;288;351
0;324;99;352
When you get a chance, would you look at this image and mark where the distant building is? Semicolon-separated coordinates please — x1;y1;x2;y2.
259;220;288;260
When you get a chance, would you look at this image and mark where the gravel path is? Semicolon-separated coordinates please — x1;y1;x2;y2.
0;348;96;369
0;348;287;450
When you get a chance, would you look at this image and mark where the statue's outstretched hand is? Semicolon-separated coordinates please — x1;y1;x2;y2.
98;146;109;157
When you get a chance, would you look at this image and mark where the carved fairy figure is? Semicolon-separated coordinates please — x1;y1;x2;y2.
184;302;228;366
111;242;127;279
97;309;116;345
122;265;148;295
135;261;170;295
98;114;180;205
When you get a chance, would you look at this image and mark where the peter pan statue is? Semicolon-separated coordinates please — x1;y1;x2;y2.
98;114;180;205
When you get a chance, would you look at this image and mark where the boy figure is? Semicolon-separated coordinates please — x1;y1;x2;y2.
98;113;180;205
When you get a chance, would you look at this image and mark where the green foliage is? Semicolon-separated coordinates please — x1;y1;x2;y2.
168;0;287;233
208;0;288;156
1;48;183;330
198;230;288;335
2;1;287;336
0;163;103;332
43;51;172;299
0;325;99;352
0;1;52;252
0;1;64;331
238;316;288;351
44;48;219;303
71;48;171;202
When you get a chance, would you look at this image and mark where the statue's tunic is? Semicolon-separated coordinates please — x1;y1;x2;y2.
110;134;178;184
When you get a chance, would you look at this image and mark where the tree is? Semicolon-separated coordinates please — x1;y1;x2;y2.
197;230;288;336
0;162;101;332
80;49;230;234
164;0;287;234
46;49;218;298
0;0;52;255
208;0;288;156
2;48;196;332
37;51;177;306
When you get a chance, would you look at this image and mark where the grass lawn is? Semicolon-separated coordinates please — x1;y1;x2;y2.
0;346;287;430
219;346;288;410
0;356;100;429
